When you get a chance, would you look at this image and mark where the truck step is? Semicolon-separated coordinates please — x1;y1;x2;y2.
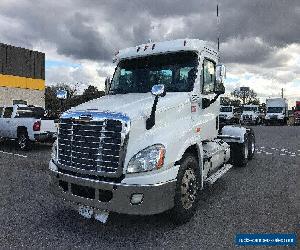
204;164;232;185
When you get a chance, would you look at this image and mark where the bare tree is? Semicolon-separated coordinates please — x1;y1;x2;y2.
231;87;260;105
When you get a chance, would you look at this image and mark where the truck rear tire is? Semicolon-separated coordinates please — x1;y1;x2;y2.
247;129;255;160
230;133;249;167
170;153;200;224
17;131;31;151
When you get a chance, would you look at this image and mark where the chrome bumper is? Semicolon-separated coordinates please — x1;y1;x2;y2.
49;167;176;215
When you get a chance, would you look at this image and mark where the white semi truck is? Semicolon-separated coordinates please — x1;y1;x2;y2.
265;98;288;125
240;105;262;125
219;106;239;126
49;39;255;224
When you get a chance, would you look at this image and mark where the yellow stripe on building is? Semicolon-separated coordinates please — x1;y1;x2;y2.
0;74;45;91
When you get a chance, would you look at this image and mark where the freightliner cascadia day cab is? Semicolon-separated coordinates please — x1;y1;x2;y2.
240;105;262;125
219;106;239;126
49;39;256;224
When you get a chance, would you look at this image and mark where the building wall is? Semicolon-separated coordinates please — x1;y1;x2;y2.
0;43;45;107
0;87;45;107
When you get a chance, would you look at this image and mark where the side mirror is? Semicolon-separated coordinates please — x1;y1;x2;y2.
146;84;166;130
56;89;68;100
215;64;226;94
151;84;166;97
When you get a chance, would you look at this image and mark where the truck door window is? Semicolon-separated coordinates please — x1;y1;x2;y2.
202;59;216;94
3;107;13;118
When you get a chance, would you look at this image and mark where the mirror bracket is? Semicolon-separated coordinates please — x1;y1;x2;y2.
146;84;166;130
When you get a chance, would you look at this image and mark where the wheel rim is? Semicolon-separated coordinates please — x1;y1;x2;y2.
19;135;26;149
181;168;197;210
251;139;255;154
244;141;249;159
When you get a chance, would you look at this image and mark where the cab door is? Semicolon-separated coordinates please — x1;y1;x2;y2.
191;57;219;141
1;107;14;138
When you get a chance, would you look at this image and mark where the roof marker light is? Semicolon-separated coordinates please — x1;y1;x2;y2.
144;45;148;51
137;47;141;52
152;44;155;50
184;40;187;46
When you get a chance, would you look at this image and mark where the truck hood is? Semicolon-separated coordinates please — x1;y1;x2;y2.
68;93;190;121
242;111;255;115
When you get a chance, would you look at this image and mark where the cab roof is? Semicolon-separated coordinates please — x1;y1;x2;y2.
115;39;218;61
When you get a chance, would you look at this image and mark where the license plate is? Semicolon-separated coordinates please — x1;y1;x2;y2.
78;205;93;219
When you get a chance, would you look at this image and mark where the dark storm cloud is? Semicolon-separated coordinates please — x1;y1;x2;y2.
56;13;112;60
0;0;299;65
221;37;275;64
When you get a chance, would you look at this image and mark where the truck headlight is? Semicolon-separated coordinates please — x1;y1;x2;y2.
51;139;58;164
127;144;165;173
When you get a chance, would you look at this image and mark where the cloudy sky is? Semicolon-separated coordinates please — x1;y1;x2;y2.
0;0;299;105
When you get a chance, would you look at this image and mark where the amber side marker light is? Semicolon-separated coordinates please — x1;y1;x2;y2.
156;148;166;169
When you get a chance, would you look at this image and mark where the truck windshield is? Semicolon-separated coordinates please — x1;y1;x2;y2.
243;107;257;112
16;107;45;118
295;105;300;111
267;107;283;113
110;51;198;94
220;107;232;112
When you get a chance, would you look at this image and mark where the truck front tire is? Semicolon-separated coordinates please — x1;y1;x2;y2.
170;153;200;224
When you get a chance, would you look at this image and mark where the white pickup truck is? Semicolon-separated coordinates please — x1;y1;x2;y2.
49;39;255;224
0;104;57;150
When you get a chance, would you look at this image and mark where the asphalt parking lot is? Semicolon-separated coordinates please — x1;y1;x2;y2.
0;126;299;249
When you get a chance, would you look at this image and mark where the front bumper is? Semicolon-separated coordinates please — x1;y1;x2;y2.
294;117;300;124
265;118;284;123
241;118;255;124
49;166;176;215
219;117;235;125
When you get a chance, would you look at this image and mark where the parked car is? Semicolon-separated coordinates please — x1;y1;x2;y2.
0;104;57;150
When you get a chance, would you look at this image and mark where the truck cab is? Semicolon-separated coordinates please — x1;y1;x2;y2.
49;39;255;224
219;106;239;126
241;105;261;125
265;98;288;125
293;101;300;125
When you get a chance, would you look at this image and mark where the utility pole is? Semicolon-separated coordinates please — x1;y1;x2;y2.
281;88;284;98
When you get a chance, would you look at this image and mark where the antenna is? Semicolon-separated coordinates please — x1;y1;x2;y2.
217;3;221;61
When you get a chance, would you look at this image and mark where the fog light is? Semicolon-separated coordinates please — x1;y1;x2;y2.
131;193;144;205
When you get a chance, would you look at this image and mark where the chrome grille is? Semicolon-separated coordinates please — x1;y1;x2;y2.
57;112;130;178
